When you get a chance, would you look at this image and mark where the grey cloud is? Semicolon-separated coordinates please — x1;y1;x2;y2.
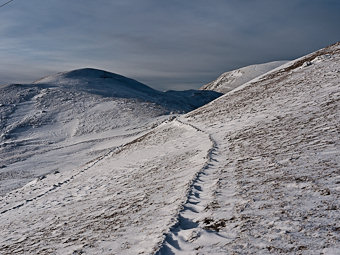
0;0;339;90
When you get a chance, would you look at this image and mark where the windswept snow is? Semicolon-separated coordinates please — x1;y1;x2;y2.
0;84;167;195
201;61;288;94
1;42;340;254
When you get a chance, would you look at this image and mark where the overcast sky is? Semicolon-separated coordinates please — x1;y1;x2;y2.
0;0;339;90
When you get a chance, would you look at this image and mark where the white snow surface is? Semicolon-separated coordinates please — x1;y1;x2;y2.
1;42;340;254
201;61;288;93
1;120;211;254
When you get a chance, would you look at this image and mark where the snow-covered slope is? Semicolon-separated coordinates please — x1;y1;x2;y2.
158;42;340;254
0;84;165;195
201;60;288;93
1;42;339;255
0;120;212;254
0;69;221;195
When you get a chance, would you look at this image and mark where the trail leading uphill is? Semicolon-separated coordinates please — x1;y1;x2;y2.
170;41;340;254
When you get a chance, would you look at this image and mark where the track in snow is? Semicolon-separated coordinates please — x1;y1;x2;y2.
155;119;233;254
0;148;112;215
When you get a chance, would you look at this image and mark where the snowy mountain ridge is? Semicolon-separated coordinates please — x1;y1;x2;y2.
200;60;288;93
34;68;222;112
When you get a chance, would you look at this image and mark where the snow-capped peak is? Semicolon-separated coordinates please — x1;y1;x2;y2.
34;68;160;99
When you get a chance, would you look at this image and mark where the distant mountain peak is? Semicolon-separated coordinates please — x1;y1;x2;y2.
34;68;145;86
61;68;123;79
33;67;161;100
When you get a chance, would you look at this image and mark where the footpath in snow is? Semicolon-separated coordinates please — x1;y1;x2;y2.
181;42;340;254
156;119;236;254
